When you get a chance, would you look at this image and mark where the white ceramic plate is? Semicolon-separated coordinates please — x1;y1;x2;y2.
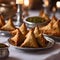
8;37;55;51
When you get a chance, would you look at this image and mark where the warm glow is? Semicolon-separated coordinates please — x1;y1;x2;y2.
0;7;6;13
16;0;24;4
24;0;29;6
56;1;60;8
44;0;49;7
52;7;56;12
10;1;15;5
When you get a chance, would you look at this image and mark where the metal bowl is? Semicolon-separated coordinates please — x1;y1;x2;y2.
0;43;9;58
23;16;50;28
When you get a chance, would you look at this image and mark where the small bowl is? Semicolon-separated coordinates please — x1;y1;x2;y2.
0;43;9;58
23;16;50;28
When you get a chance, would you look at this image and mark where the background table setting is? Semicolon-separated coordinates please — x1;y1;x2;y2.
0;10;60;60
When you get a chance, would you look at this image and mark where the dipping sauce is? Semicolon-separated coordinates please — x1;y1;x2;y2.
26;17;46;23
0;43;9;58
0;43;8;48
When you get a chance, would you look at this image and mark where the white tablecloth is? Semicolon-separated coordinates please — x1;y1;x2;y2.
0;34;60;60
0;11;60;60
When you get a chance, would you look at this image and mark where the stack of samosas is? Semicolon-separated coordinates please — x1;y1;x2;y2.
0;15;16;32
0;15;50;48
9;25;48;48
39;16;60;37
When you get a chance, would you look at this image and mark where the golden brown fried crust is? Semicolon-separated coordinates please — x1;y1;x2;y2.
9;29;25;46
36;34;47;47
34;26;40;38
9;25;49;48
0;15;5;28
1;18;16;31
20;29;39;48
10;28;18;36
39;19;60;37
19;23;28;36
51;15;57;22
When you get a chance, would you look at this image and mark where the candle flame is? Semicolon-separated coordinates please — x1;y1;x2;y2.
44;0;49;7
24;0;29;6
16;0;24;4
56;1;60;8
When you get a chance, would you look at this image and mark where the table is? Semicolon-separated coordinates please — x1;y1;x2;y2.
0;35;60;60
0;11;60;60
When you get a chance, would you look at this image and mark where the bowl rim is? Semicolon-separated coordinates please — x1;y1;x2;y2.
23;16;49;25
0;43;9;49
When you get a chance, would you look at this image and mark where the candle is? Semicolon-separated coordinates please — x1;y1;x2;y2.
56;1;60;8
16;0;24;4
24;0;29;6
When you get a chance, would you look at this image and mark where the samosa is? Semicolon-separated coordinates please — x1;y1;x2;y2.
0;15;5;27
52;20;60;37
53;20;60;30
39;10;44;17
19;23;28;36
51;15;57;24
20;30;39;48
1;18;16;31
25;29;34;38
40;21;53;34
34;26;40;38
37;34;47;47
39;16;58;35
10;29;19;36
39;10;50;21
9;29;25;46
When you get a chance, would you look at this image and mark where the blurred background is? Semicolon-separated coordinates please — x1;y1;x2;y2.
0;0;60;20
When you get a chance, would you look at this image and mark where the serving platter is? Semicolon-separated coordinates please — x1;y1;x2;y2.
8;37;55;51
0;31;11;37
43;34;60;42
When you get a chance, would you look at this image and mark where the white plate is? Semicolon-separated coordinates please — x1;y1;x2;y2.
8;37;55;51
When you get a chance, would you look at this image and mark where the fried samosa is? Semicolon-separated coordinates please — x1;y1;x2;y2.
10;29;19;36
34;26;40;38
39;10;50;21
51;15;57;23
36;34;47;47
9;29;25;46
0;15;5;27
53;20;60;30
25;29;34;38
52;20;60;36
39;16;57;35
1;18;16;31
19;23;28;36
20;30;39;48
39;10;44;17
39;21;53;34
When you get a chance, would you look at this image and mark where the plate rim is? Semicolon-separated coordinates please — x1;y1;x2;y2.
8;37;55;50
43;34;60;38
